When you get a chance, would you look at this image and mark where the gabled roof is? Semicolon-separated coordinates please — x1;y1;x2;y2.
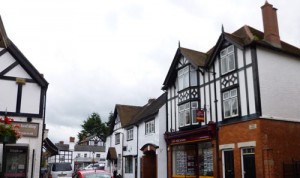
0;16;48;88
126;92;167;126
206;25;300;67
79;134;104;144
162;47;207;90
109;104;142;134
163;25;300;90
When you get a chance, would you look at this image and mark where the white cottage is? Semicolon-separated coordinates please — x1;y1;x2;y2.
106;93;167;178
163;2;300;178
0;16;48;178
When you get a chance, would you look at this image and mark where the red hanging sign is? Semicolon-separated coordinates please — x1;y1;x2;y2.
196;109;205;122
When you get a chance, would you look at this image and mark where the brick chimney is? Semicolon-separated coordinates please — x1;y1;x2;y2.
69;137;75;151
261;1;281;47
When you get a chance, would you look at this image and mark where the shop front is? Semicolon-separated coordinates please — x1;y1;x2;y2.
2;144;28;178
165;124;216;178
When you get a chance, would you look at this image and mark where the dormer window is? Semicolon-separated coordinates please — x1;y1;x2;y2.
220;45;235;75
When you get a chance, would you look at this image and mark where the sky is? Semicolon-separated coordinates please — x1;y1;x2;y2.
1;0;299;144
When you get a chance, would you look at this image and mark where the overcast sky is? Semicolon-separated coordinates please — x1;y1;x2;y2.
1;0;299;144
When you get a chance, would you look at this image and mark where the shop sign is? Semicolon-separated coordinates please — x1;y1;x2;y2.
196;109;205;122
170;135;210;145
12;122;39;137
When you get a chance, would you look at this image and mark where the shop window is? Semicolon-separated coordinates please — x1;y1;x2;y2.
125;157;133;173
198;143;213;176
223;88;238;118
220;45;235;75
172;143;213;177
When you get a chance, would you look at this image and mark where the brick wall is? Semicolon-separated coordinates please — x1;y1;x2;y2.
218;118;300;178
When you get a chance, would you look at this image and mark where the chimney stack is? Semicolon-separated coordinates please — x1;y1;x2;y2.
261;1;281;47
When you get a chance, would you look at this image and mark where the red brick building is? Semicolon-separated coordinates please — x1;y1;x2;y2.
163;2;300;178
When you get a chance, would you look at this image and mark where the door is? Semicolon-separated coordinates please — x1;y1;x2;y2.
142;151;157;178
223;150;234;178
242;148;256;178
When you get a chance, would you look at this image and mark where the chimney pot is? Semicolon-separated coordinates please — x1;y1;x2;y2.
70;137;75;143
261;2;281;47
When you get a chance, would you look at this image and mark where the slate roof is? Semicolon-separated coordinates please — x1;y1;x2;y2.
55;143;69;151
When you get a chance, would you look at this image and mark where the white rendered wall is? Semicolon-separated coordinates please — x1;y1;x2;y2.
257;47;300;121
137;105;167;178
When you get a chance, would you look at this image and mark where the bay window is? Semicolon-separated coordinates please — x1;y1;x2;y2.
178;65;198;91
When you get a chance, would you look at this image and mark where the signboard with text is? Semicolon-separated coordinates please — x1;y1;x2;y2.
12;122;39;137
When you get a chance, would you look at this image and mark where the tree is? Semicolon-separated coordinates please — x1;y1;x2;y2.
77;112;108;143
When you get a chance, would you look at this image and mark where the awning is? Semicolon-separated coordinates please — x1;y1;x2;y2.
43;138;58;156
106;147;117;160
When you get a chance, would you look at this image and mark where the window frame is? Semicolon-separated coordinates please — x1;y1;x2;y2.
125;157;133;173
115;133;120;145
127;128;133;141
223;88;239;119
145;120;155;135
179;101;199;127
178;66;190;91
220;45;235;75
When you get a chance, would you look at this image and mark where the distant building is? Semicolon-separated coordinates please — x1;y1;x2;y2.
47;136;106;171
105;93;167;178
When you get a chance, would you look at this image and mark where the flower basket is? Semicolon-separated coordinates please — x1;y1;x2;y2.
0;135;16;143
0;116;21;143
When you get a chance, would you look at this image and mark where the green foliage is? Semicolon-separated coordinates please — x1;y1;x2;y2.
77;112;109;143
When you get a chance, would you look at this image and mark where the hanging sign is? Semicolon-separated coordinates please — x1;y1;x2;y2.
196;109;205;122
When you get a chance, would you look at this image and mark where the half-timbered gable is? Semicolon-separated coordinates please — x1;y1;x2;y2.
163;47;207;132
0;16;48;178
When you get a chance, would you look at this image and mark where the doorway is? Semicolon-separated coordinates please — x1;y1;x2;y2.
242;148;256;178
223;150;234;178
142;151;156;178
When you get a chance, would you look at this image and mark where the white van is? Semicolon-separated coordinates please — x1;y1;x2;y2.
46;163;73;178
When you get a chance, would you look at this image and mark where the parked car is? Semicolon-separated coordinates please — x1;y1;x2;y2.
72;170;112;178
46;163;73;178
84;163;105;170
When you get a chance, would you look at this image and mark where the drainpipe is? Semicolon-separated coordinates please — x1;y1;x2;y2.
212;66;220;178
